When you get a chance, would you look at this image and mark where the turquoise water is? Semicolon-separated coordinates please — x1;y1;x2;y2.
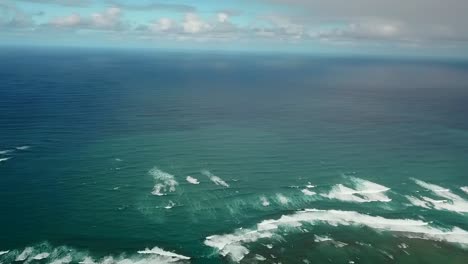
0;48;467;263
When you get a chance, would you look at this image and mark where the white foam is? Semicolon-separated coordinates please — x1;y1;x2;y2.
16;146;30;150
202;170;229;187
186;176;200;185
79;257;96;264
204;209;468;262
276;194;289;204
260;196;270;207
0;150;13;155
16;247;33;261
137;246;190;260
314;235;333;242
321;177;391;203
165;201;175;209
33;252;50;260
255;254;266;261
0;157;11;163
409;179;468;213
301;189;316;196
461;187;468;195
49;255;73;264
149;167;178;196
0;251;8;256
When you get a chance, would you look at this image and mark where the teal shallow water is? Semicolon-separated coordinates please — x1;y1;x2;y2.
0;48;467;263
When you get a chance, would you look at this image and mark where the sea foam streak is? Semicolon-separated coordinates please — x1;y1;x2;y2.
407;179;468;213
149;167;179;196
204;209;468;262
202;170;229;187
186;176;200;184
1;243;190;264
138;246;190;260
321;177;391;203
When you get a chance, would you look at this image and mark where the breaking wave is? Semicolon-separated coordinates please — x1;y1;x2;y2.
406;179;468;213
149;167;179;196
0;149;13;155
0;157;11;163
186;176;200;185
204;209;468;262
321;177;391;203
0;243;190;264
202;170;229;187
461;187;468;195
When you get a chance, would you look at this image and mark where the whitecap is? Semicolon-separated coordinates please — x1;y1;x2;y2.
204;209;468;262
409;179;468;213
301;189;316;196
49;255;73;264
0;250;9;256
276;194;289;205
0;157;11;163
202;170;229;187
314;235;333;242
149;167;178;196
15;247;33;261
137;246;190;260
461;187;468;195
260;196;270;207
16;146;30;150
186;176;200;185
0;150;13;155
321;177;391;203
165;201;175;209
255;254;266;261
33;252;50;260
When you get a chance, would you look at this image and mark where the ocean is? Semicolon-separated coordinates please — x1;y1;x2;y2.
0;47;467;263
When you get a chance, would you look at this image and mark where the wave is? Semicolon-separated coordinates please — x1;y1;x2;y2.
186;176;200;185
149;167;179;196
0;149;13;155
202;170;229;187
0;157;11;163
276;193;289;204
33;252;50;260
260;196;270;207
0;243;190;264
321;177;391;203
407;179;468;213
204;209;468;262
15;247;33;261
164;200;176;209
461;187;468;195
0;251;9;256
301;189;316;196
137;246;190;260
16;146;31;150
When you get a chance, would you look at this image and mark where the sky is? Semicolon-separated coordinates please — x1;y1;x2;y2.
1;0;468;56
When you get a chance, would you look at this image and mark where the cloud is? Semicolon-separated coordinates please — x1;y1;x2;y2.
217;12;229;23
50;13;81;27
182;13;211;34
261;0;468;44
49;7;124;30
148;18;174;32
